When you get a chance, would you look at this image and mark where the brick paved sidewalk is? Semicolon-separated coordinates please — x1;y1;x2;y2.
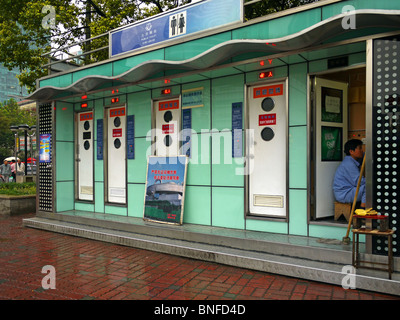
0;213;398;301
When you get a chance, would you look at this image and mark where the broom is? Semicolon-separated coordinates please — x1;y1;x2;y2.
342;154;366;244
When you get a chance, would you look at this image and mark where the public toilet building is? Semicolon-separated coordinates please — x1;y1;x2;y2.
24;0;400;295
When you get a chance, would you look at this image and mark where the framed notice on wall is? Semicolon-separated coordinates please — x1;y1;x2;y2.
182;87;204;109
143;156;188;225
321;86;343;123
321;126;342;161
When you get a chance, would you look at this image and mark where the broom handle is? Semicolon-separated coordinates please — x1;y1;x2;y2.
344;154;366;239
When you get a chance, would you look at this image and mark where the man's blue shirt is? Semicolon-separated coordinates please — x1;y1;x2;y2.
333;155;366;203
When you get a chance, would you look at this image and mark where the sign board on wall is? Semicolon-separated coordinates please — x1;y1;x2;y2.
143;156;188;225
110;0;242;57
97;119;103;160
232;102;242;158
127;115;135;159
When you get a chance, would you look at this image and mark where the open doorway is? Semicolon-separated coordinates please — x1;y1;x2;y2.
310;66;366;223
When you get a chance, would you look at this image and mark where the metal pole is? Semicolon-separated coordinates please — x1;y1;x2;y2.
14;133;17;182
24;129;28;175
14;133;17;164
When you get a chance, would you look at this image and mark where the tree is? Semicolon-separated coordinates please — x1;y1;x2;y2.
0;0;192;93
0;1;81;92
0;100;36;161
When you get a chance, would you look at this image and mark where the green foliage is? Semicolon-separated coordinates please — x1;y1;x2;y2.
0;182;36;195
0;0;81;92
0;99;36;161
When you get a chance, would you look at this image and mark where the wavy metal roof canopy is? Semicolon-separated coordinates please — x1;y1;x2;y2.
27;10;400;101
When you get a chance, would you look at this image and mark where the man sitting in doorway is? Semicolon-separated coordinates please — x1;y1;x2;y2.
333;139;366;209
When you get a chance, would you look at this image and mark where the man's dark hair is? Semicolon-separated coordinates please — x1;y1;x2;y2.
344;139;363;156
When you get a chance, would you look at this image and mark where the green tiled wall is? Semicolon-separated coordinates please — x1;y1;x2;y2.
289;189;307;236
127;183;145;218
165;32;231;61
232;8;321;40
50;0;376;238
113;49;164;76
55;101;74;213
186;132;211;186
211;187;244;229
182;80;211;132
56;181;74;212
211;74;244;130
53;52;368;240
183;186;211;225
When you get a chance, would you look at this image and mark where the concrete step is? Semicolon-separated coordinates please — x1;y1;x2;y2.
23;215;400;296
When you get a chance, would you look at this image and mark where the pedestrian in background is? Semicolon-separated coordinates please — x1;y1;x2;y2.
11;160;16;182
0;160;12;183
16;159;25;183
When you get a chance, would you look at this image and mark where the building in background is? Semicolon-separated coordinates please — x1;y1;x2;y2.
0;65;28;102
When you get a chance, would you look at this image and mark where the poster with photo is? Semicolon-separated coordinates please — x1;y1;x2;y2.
143;156;188;225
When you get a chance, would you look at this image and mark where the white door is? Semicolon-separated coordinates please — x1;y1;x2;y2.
247;81;287;217
314;78;348;218
107;106;126;204
154;98;181;157
76;111;94;201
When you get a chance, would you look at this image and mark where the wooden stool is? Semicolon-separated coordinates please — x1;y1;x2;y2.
334;202;351;221
352;227;394;279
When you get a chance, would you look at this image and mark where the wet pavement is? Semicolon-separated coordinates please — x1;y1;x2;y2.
0;213;399;301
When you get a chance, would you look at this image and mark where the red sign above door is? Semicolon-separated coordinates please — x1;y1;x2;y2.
159;99;179;111
253;84;283;98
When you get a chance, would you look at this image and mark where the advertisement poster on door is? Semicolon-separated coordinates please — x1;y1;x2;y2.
321;126;342;161
143;156;188;225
